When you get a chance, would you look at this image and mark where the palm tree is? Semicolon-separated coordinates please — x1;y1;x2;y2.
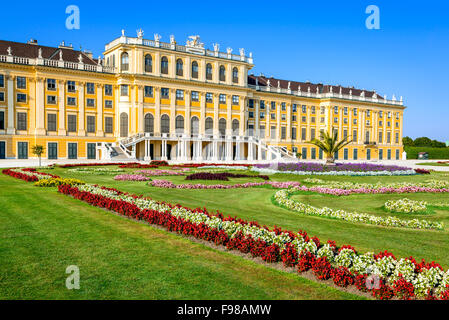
31;145;45;167
309;131;352;164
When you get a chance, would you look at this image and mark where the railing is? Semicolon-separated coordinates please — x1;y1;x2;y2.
105;36;254;64
247;84;404;106
0;54;117;74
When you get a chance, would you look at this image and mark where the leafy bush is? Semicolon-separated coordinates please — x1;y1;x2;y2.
405;146;449;159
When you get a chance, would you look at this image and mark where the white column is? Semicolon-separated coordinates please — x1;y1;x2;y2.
248;141;254;161
6;76;15;134
226;140;232;161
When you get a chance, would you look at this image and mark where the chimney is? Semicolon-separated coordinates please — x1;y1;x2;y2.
83;50;93;59
27;39;38;45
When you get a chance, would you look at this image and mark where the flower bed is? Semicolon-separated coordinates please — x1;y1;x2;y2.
68;167;125;174
273;189;443;230
136;169;188;176
2;168;59;182
178;163;251;168
385;199;428;214
253;162;416;176
185;172;269;181
150;160;169;166
55;183;449;299
113;174;152;181
34;177;85;187
59;162;136;168
149;179;301;189
118;163;159;169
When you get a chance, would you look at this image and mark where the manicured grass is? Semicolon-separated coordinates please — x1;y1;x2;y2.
44;166;449;269
416;162;449;167
0;174;359;300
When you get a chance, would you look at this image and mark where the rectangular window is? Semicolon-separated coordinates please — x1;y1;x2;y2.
67;97;76;106
353;130;357;142
334;106;338;114
395;122;399;128
302;147;307;160
86;83;95;94
320;106;325;114
311;106;316;114
48;142;58;160
270;113;275;120
379;111;383;118
0;74;4;87
105;84;113;96
17;77;26;89
206;92;213;103
18;141;28;159
260;112;265;119
260;100;265;109
86;99;95;107
17;93;27;103
232;95;239;105
311;117;315;123
344;148;348;160
68;143;77;159
301;116;306;122
379;149;383;160
343;107;348;115
47;79;56;91
105;100;113;108
105;117;113;133
387;132;391;144
161;88;169;99
353;148;358;160
87;115;96;133
281;114;286;121
47;95;56;104
67;81;76;92
176;89;184;100
353;119;357;125
387;149;391;160
366;110;371;117
291;127;297;140
334;117;338;123
396;149;400;160
378;131;383;143
311;128;316;140
379;120;383;126
144;86;153;97
0;111;4;129
47;113;57;131
320;117;325;123
311;148;316;159
301;127;306;140
343;129;348;140
302;105;306;113
395;132;399;144
292;115;297;122
270;126;276;139
292;104;297;112
249;99;254;108
353;108;357;116
249;111;254;118
0;92;5;102
281;127;286;139
17;112;27;130
271;102;276;110
343;118;348;124
219;94;226;104
191;91;199;101
121;85;129;96
281;102;286;111
67;114;77;132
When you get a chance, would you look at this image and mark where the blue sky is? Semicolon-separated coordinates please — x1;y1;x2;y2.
1;0;448;141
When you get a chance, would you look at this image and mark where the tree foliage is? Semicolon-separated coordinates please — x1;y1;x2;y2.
309;131;352;163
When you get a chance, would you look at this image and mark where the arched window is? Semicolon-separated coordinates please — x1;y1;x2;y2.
191;116;199;135
161;56;168;74
161;114;170;134
144;113;154;134
120;112;128;137
206;63;213;80
219;65;226;81
219;118;226;136
232;119;239;135
232;67;239;83
175;115;184;133
144;54;152;73
191;61;199;79
121;52;129;71
205;117;213;135
176;59;183;76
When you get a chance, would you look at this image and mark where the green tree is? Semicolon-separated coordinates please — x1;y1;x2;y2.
402;136;414;147
414;137;433;147
309;130;352;164
31;145;45;167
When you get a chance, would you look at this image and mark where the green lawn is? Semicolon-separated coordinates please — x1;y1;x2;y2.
416;162;449;167
0;173;359;300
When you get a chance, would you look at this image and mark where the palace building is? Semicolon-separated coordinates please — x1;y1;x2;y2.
0;30;405;161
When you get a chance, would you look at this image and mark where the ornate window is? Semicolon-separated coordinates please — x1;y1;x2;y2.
206;63;213;80
161;114;170;134
232;67;239;83
161;56;169;74
121;52;129;71
219;118;226;136
144;113;154;134
191;116;199;135
145;54;152;72
205;117;213;134
219;65;226;81
232;119;239;135
176;59;183;76
175;115;184;133
191;61;199;79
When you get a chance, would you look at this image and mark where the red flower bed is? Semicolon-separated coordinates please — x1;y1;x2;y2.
331;266;354;287
178;163;251;168
372;280;395;300
150;160;169;166
392;276;415;300
118;163;159;169
2;168;59;182
311;257;333;280
415;168;431;174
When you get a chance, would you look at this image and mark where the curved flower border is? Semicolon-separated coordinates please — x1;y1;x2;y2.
273;188;443;230
149;179;301;189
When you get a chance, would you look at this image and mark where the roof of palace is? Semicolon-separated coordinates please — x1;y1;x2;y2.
247;74;385;100
0;40;98;65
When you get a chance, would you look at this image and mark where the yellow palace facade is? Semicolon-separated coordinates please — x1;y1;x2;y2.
0;30;405;161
